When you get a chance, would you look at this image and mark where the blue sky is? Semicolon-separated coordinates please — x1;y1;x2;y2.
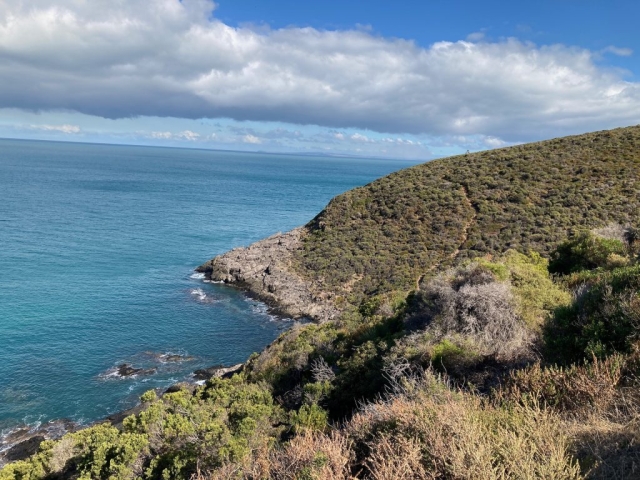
0;0;638;159
217;0;639;68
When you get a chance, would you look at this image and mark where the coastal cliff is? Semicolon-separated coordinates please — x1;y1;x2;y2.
196;228;339;322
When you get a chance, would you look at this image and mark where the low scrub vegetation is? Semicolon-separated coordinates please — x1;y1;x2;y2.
295;126;640;304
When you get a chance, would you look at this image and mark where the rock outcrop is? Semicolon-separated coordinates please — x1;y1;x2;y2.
197;228;339;322
0;419;77;467
193;363;244;381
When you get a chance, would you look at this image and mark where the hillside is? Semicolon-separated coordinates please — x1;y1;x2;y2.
200;125;640;320
297;126;640;302
4;125;640;480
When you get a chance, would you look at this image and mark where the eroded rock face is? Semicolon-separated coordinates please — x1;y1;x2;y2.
197;228;339;322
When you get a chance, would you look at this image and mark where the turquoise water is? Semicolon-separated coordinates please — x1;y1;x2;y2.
0;139;416;435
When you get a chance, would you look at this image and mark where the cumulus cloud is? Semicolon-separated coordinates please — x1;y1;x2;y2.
176;130;200;140
243;134;261;144
466;31;486;42
0;0;639;141
483;136;507;147
350;133;371;142
149;129;199;140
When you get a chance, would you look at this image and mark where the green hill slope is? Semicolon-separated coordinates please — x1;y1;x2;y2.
296;126;640;301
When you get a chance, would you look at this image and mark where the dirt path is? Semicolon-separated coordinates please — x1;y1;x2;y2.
415;184;478;290
448;184;478;262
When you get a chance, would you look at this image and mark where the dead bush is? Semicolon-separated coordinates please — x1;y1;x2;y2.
415;264;532;358
203;431;354;480
267;431;354;480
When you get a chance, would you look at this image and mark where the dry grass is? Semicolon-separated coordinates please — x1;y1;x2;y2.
568;415;640;480
347;371;581;480
200;431;354;480
194;370;582;479
498;355;624;415
497;351;640;479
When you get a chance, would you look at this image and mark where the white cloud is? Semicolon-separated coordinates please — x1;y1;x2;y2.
466;32;485;42
150;130;199;140
31;124;80;134
176;130;200;140
350;133;370;142
0;1;639;142
483;136;506;147
150;131;173;139
243;134;261;144
601;45;633;57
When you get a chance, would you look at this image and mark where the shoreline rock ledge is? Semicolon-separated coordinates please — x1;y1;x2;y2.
196;228;339;322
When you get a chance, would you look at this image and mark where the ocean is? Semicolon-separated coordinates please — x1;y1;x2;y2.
0;138;416;438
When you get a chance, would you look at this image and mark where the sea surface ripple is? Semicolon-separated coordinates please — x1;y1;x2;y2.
0;139;416;435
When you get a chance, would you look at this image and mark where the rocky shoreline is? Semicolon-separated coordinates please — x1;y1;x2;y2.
196;228;339;322
2;228;326;468
0;364;243;467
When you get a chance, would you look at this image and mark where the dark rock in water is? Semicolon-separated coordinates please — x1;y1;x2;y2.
164;383;197;395
193;363;243;381
3;436;45;463
160;354;195;363
117;363;156;377
0;419;78;466
104;403;147;430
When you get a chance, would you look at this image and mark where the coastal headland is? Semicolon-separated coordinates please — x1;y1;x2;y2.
3;125;640;479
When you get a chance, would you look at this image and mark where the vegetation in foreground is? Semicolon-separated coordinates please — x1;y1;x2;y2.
3;126;640;479
4;226;639;479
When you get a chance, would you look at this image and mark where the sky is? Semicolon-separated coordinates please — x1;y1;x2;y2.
0;0;639;159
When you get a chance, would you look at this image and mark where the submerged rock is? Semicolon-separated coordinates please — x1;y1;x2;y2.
143;352;196;363
116;363;156;377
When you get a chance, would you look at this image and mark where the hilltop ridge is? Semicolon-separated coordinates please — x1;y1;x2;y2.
201;125;640;319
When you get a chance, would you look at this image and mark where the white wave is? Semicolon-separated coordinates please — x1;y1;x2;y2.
97;367;122;380
190;288;207;301
190;272;205;280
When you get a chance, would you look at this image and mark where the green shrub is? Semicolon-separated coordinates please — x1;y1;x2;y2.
430;339;481;373
549;232;628;275
295;126;640;306
290;404;329;433
545;265;640;362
